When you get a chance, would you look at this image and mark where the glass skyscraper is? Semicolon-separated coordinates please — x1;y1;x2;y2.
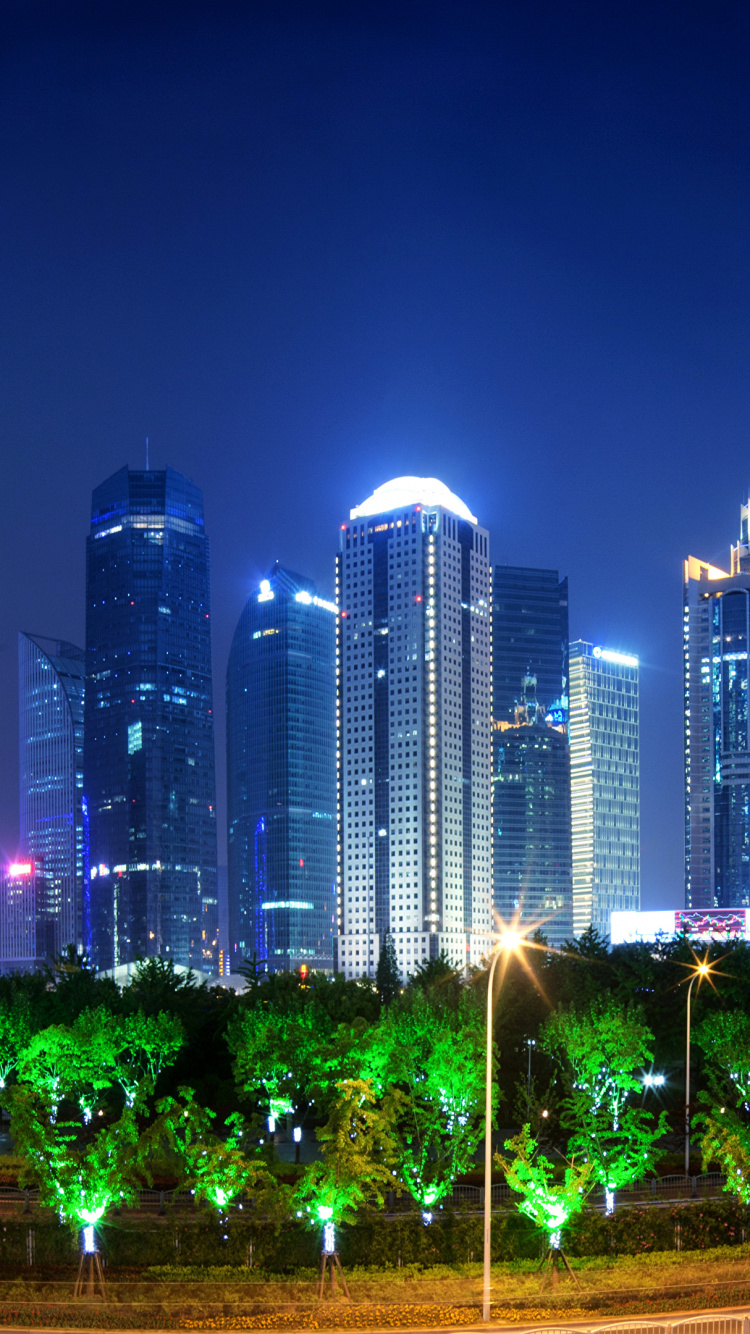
84;466;218;972
18;633;85;959
492;567;569;725
684;498;750;908
491;567;572;944
336;477;492;981
569;641;640;937
226;563;337;973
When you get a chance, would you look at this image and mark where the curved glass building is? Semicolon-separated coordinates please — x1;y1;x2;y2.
226;563;337;972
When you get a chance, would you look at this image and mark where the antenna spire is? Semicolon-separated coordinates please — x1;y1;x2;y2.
146;436;149;469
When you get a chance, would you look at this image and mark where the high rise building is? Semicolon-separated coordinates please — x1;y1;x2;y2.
491;566;571;944
569;641;640;937
0;860;39;972
492;680;572;946
226;563;337;973
336;477;492;981
18;633;85;959
684;498;750;908
492;566;569;725
84;466;218;972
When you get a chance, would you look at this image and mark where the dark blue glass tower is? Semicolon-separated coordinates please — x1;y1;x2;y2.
492;567;572;944
84;466;218;972
226;563;337;972
18;633;85;959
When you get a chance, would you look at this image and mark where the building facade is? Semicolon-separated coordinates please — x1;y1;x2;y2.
684;500;750;908
336;477;493;980
492;566;569;725
226;563;337;973
84;466;218;972
0;860;39;972
18;633;85;959
569;641;640;937
491;566;572;944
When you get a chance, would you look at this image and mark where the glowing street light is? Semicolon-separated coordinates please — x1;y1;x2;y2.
684;958;713;1175
482;923;533;1322
643;1073;665;1087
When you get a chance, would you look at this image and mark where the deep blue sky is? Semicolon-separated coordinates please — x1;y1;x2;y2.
2;0;750;907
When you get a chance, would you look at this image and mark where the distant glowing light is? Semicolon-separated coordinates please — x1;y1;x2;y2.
643;1073;665;1086
294;590;337;614
323;1220;335;1253
258;579;274;602
82;1225;96;1254
592;646;639;667
8;862;32;877
350;477;477;524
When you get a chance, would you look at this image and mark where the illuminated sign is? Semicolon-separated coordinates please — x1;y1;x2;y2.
257;579;274;603
294;590;337;614
593;646;639;668
8;862;32;877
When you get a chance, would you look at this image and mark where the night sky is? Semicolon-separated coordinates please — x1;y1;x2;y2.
2;0;750;909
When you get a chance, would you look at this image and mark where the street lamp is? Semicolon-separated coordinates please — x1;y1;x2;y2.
483;928;522;1323
685;960;711;1175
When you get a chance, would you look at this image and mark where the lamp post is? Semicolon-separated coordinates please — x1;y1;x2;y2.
483;930;521;1323
685;961;710;1175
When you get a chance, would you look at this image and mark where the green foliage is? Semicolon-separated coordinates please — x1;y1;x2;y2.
138;1088;274;1217
541;996;667;1198
109;1010;185;1108
0;997;34;1091
358;990;487;1212
294;1078;402;1227
17;1009;117;1120
695;1010;750;1106
7;1085;139;1228
498;1124;594;1243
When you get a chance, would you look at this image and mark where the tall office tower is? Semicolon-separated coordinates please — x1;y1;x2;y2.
569;641;640;937
684;498;750;908
492;567;569;724
226;563;337;973
84;466;218;973
491;566;571;943
0;860;39;972
492;679;572;946
336;477;492;981
18;633;85;959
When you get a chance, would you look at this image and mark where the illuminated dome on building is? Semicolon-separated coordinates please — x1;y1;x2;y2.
350;476;477;525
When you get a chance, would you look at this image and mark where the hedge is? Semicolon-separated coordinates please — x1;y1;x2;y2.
0;1199;745;1273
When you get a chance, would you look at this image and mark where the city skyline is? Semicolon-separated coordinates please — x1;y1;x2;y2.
3;4;750;915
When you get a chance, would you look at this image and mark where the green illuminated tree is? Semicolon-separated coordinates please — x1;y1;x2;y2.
0;999;34;1093
695;1011;750;1202
109;1011;185;1108
294;1078;402;1238
359;991;487;1214
497;1124;592;1277
9;1085;139;1230
228;1007;321;1123
17;1010;118;1122
541;997;666;1212
139;1088;274;1217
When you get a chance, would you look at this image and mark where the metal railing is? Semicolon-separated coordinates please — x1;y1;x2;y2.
533;1319;750;1334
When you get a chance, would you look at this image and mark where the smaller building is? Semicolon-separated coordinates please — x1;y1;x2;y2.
0;861;41;972
569;642;640;938
612;907;750;944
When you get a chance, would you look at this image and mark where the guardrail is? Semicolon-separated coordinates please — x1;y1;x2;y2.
446;1173;729;1209
0;1172;733;1215
535;1319;750;1334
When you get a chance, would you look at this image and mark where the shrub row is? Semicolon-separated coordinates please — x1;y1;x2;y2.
0;1198;745;1273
